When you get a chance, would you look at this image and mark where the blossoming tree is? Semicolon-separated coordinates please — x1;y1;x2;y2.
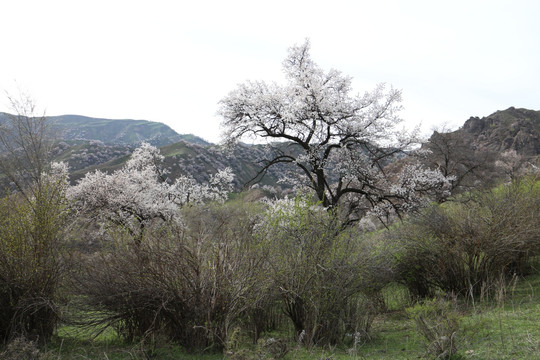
219;40;451;224
68;142;234;241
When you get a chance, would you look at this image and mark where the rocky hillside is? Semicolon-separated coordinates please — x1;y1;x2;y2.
460;107;540;156
0;112;210;148
52;140;134;174
420;107;539;193
1;112;214;186
4;108;539;195
67;140;296;196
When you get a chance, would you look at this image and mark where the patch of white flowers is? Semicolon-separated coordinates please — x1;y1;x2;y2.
42;161;70;189
172;167;233;205
67;142;234;235
260;195;326;230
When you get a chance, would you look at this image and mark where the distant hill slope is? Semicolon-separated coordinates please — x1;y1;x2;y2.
460;107;540;156
49;114;210;147
0;112;209;147
3;108;539;195
0;112;213;190
420;107;539;192
52;140;134;175
67;140;294;195
65;107;540;193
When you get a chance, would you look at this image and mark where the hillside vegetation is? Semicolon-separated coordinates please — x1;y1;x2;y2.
1;83;540;359
58;107;540;193
1;176;539;360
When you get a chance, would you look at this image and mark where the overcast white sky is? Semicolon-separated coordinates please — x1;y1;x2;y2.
1;0;539;143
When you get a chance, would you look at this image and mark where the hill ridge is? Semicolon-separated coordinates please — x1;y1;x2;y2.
49;114;210;147
461;107;540;156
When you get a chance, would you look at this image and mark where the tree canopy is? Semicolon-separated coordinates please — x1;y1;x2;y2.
219;40;451;223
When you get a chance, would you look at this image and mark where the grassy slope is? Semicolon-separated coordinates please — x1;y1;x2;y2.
40;270;540;359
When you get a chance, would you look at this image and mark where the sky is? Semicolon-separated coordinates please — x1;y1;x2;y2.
1;0;539;144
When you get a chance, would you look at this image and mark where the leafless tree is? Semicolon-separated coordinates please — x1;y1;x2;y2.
0;92;55;200
421;128;496;196
0;93;68;343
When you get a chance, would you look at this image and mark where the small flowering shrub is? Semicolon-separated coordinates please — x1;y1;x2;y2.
68;142;234;242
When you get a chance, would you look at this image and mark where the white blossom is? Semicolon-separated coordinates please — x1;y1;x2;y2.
68;143;234;239
43;161;69;187
219;40;450;224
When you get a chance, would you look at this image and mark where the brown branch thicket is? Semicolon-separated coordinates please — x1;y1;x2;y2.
393;175;540;299
257;196;395;347
0;182;68;344
0;95;68;344
73;201;267;352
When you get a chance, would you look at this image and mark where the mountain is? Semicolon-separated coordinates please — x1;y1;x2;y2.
0;113;209;148
420;107;540;193
49;114;210;147
3;108;539;195
0;112;214;190
460;107;540;156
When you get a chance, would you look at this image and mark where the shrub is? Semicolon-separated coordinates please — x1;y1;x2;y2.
393;176;540;298
0;180;68;344
0;337;55;360
256;195;394;347
74;201;266;352
406;297;461;359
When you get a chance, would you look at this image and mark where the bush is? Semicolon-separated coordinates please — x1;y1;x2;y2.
0;337;55;360
256;195;394;347
406;297;461;359
0;181;68;344
393;176;540;298
73;201;266;352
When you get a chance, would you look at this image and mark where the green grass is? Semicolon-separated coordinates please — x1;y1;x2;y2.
46;338;220;360
7;271;540;359
160;142;198;157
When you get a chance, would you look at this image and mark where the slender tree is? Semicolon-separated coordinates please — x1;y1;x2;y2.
0;94;68;343
0;93;54;201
